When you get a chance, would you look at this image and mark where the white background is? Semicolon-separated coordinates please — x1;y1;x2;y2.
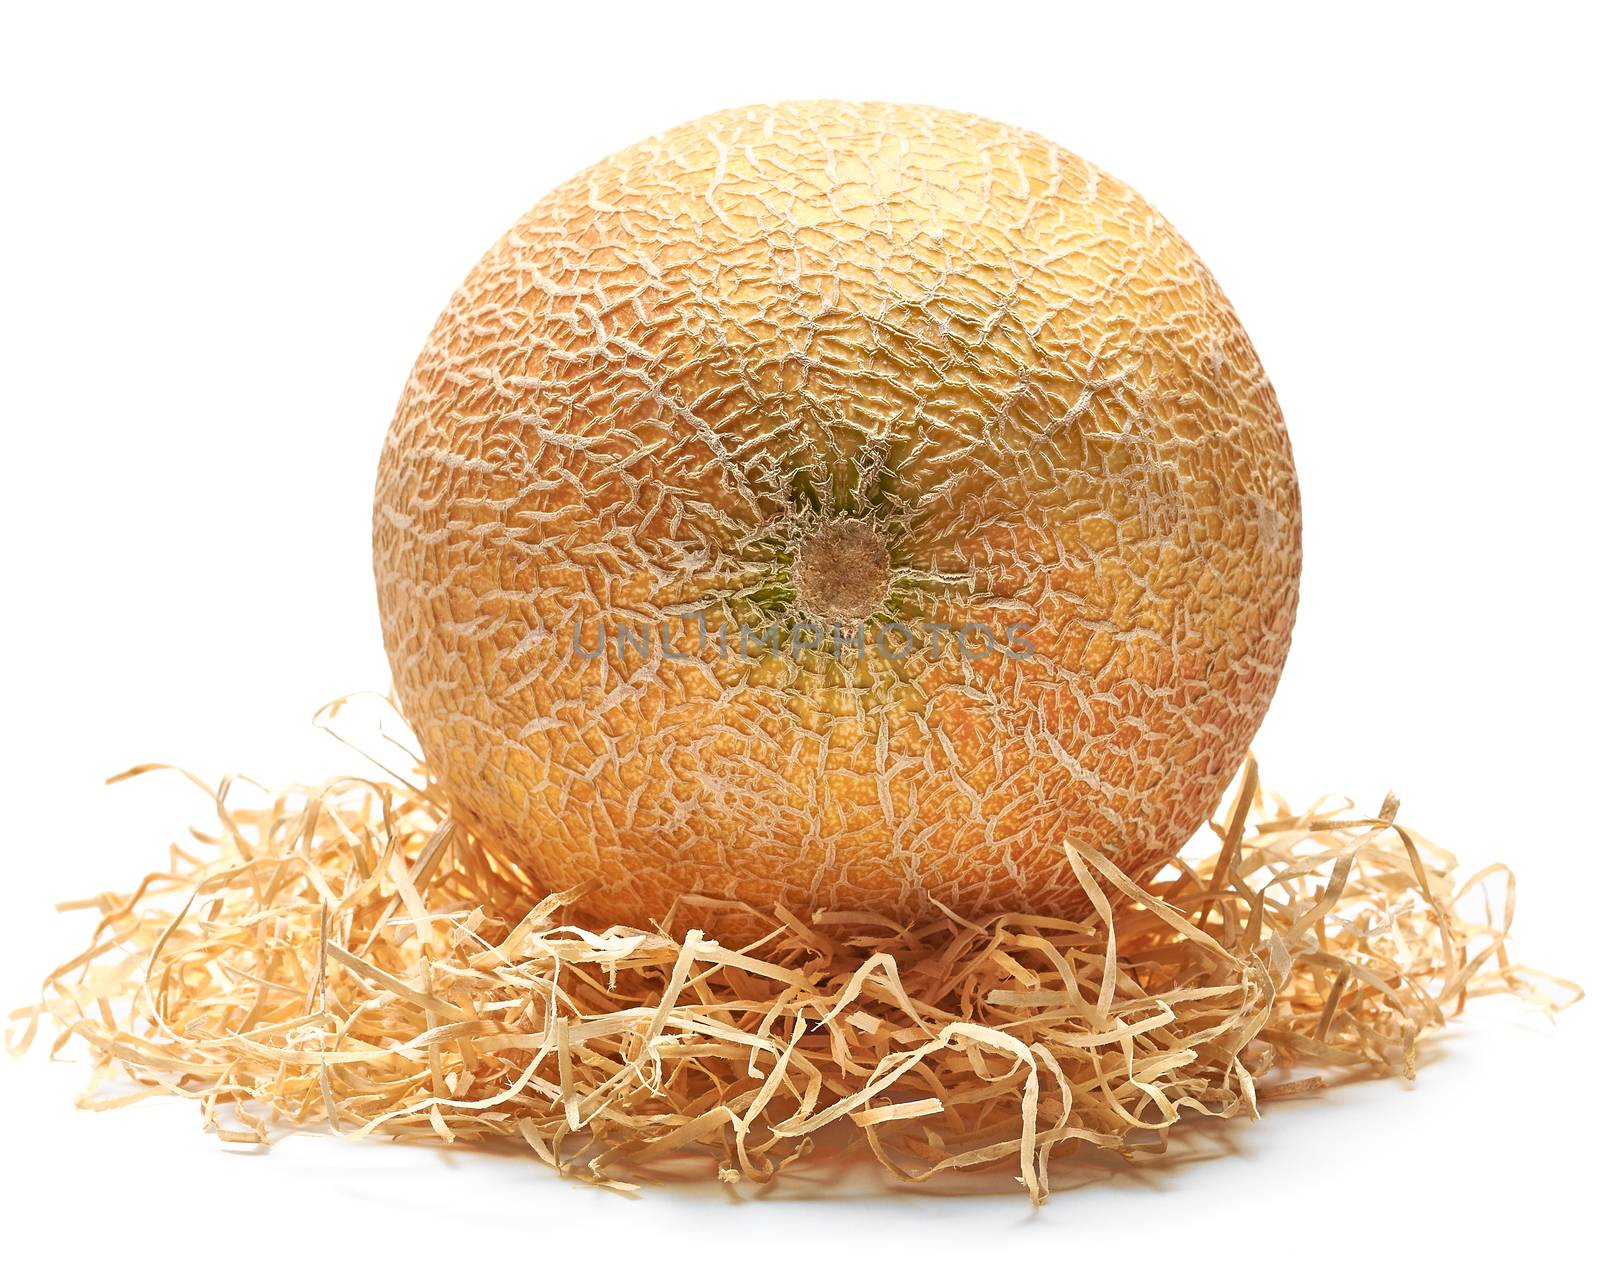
2;1;1595;1264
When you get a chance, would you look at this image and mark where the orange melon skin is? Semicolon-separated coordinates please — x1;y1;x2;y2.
373;101;1301;937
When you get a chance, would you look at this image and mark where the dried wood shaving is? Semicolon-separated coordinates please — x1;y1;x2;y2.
8;712;1579;1202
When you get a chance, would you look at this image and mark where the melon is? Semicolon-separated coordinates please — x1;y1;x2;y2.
373;101;1301;935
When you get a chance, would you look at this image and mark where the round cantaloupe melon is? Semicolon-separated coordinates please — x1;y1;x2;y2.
373;101;1301;934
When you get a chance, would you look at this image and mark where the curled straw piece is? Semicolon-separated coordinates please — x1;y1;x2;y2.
8;717;1580;1201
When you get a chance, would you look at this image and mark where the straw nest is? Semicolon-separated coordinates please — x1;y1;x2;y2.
9;701;1574;1202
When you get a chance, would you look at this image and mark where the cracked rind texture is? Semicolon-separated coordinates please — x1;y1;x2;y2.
373;101;1302;936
